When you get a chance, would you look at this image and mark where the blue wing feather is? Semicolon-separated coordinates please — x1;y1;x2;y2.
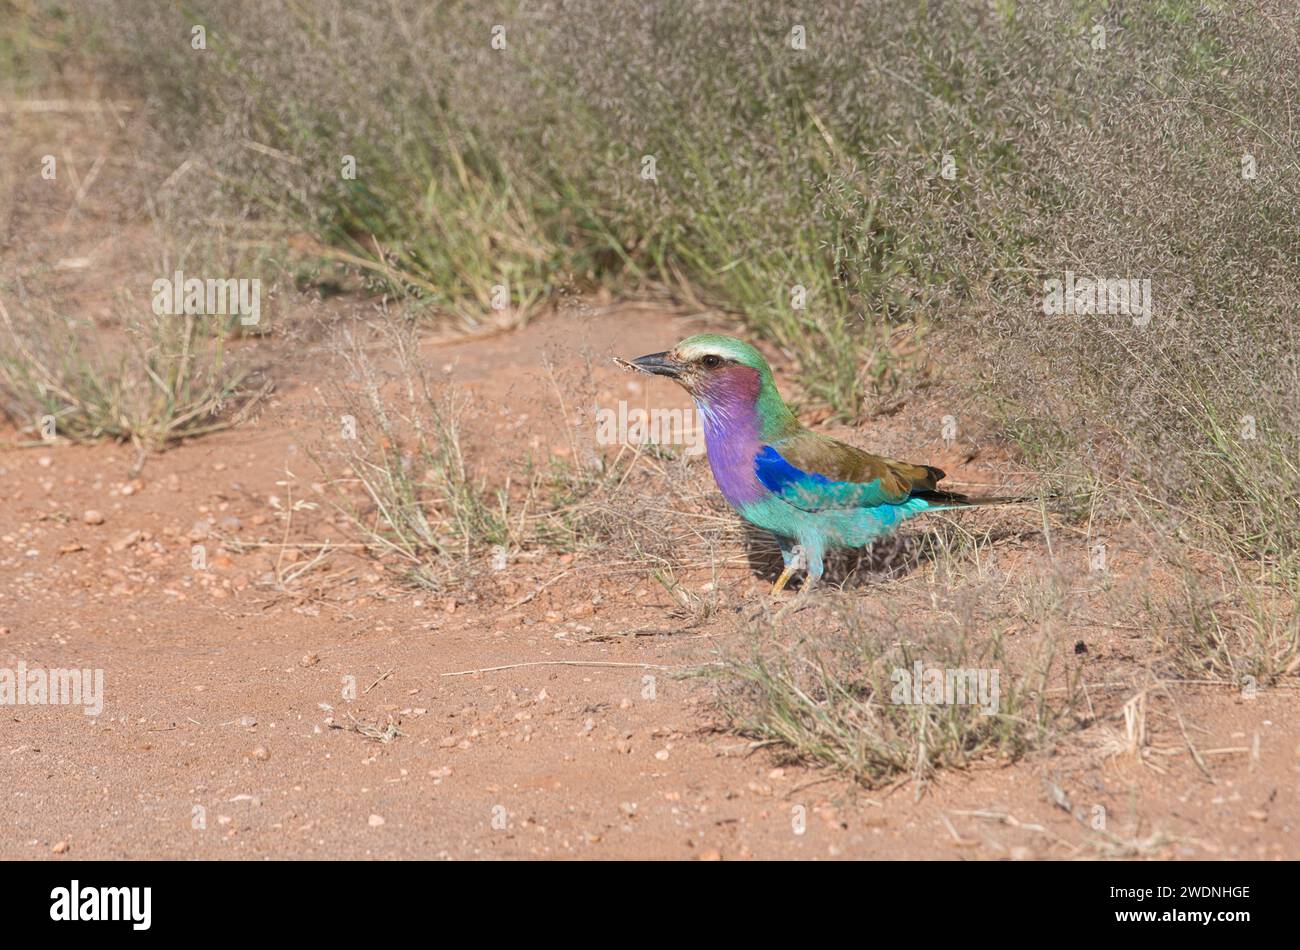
754;445;896;512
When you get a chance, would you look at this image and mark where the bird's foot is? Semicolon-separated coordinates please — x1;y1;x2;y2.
770;563;798;598
745;592;789;624
772;586;817;623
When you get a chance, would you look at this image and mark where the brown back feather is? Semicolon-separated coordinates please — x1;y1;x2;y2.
774;430;946;503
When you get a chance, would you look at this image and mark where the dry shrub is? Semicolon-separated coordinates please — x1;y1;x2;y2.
0;290;259;448
711;583;1079;788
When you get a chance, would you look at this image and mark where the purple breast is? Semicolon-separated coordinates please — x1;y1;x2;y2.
695;368;768;507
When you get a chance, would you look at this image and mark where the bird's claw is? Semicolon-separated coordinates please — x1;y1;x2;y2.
745;586;816;624
772;589;817;623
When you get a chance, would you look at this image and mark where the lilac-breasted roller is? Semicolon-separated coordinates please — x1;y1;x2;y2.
626;334;1023;595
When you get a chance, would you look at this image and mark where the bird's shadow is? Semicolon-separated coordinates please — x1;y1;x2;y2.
740;523;1040;590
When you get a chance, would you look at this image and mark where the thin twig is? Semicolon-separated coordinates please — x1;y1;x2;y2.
363;669;395;694
441;660;711;677
506;570;571;610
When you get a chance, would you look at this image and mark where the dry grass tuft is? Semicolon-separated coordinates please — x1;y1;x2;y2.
0;291;262;449
710;575;1081;789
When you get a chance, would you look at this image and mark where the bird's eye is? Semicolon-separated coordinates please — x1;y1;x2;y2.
700;354;722;368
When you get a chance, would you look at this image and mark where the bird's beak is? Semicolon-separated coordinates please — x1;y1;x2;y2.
628;351;685;379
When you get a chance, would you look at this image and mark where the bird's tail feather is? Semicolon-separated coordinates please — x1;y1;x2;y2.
913;489;1048;509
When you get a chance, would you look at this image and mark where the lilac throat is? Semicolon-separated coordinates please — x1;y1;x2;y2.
694;368;768;507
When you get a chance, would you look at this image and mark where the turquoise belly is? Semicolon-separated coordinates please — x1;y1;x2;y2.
737;495;934;550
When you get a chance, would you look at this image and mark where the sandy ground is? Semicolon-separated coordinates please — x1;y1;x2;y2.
2;86;1298;862
2;305;1297;860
